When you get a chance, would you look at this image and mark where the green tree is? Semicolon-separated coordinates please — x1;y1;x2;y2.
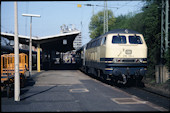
111;13;134;30
89;10;116;39
140;1;162;77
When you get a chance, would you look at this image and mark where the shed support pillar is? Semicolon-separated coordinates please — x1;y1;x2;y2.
37;43;41;72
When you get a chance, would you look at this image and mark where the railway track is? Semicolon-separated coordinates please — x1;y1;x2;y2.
138;85;170;99
97;75;169;99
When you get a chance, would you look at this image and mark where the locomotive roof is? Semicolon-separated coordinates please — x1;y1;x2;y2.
87;29;141;44
106;29;140;34
94;29;140;40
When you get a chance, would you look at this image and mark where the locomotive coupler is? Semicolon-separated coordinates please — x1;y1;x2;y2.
117;74;127;84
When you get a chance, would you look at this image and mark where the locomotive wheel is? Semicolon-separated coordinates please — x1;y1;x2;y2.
97;70;101;78
126;78;135;87
85;67;88;74
135;77;144;87
103;74;107;80
99;71;104;80
111;76;119;85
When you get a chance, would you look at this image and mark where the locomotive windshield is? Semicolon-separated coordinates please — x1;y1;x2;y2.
112;36;126;44
129;36;143;44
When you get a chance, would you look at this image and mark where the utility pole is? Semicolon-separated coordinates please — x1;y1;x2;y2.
157;0;169;83
29;16;32;76
14;1;20;101
165;0;169;52
103;0;108;34
78;2;118;34
161;0;169;63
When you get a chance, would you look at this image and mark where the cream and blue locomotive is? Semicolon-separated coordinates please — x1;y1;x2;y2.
76;29;147;84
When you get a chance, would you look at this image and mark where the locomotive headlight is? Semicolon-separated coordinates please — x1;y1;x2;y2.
139;59;143;63
142;58;147;63
113;58;122;63
113;58;117;63
135;58;147;63
135;59;143;63
135;59;140;63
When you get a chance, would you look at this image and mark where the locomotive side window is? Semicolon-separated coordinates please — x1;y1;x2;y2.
97;38;102;46
129;36;143;44
91;41;97;47
101;37;106;45
112;36;126;44
86;43;91;49
96;38;102;46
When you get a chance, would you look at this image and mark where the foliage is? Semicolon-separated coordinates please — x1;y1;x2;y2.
165;50;170;71
89;10;116;39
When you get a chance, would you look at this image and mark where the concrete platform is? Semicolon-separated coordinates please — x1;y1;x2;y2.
1;70;168;112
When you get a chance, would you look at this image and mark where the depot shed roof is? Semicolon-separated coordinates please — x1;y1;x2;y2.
1;31;80;52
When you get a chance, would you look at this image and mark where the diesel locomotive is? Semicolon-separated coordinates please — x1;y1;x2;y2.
76;29;147;85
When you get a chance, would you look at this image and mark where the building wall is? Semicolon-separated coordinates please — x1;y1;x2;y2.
73;32;82;50
60;24;82;50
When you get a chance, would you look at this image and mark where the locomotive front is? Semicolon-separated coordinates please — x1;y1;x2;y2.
104;30;147;84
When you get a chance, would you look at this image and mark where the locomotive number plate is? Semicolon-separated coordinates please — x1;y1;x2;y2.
125;50;132;54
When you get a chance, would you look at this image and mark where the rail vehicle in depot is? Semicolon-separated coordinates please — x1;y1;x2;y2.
76;29;147;85
1;53;29;98
1;45;38;69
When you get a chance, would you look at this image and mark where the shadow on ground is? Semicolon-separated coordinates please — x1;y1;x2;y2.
1;77;36;98
42;63;78;71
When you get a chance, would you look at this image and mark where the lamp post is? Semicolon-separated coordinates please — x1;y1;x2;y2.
22;14;40;77
14;1;20;101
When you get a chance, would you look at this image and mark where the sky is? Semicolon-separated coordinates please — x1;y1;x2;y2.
1;1;145;45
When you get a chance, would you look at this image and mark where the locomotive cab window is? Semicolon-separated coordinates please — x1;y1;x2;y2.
129;36;143;44
112;35;126;44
